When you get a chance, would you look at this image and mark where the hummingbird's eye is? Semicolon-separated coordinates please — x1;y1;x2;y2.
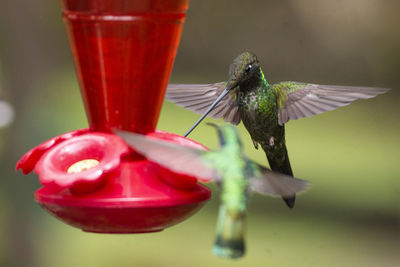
245;64;252;73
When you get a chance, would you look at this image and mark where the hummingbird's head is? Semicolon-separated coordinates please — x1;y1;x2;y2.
183;52;261;138
226;51;261;91
207;123;242;149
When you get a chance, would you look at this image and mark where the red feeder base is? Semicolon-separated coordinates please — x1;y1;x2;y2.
17;130;211;233
36;161;210;233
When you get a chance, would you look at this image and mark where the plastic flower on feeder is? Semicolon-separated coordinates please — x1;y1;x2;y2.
17;130;130;194
36;132;129;193
16;129;89;174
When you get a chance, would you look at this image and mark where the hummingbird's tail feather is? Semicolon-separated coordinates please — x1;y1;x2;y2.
263;142;296;208
213;205;245;259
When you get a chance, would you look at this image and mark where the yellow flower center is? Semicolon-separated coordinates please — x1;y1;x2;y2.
67;159;100;174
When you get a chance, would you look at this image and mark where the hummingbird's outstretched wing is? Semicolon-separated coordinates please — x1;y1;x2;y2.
274;82;389;125
248;162;310;198
166;83;241;125
116;131;215;182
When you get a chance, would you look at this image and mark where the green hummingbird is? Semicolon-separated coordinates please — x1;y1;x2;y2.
166;51;389;208
116;124;309;259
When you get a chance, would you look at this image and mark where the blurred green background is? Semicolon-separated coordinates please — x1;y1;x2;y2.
1;1;399;266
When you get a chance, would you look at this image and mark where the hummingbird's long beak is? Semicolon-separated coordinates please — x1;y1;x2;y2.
184;85;234;137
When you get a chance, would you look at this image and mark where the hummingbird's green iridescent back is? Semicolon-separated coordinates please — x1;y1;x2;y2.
203;125;250;258
239;76;291;174
238;71;282;143
204;125;249;214
203;124;293;258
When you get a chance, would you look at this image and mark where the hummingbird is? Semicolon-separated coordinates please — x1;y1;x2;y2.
166;51;389;208
116;124;310;259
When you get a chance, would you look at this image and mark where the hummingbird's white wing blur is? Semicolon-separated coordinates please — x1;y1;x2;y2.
166;83;241;125
116;130;216;181
247;162;310;197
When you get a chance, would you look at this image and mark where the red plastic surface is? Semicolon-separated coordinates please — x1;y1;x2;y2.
35;160;210;233
62;0;189;133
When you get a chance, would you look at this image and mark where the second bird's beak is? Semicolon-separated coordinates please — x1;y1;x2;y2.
184;81;238;137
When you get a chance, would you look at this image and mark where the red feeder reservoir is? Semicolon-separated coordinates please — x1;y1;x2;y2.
16;0;211;233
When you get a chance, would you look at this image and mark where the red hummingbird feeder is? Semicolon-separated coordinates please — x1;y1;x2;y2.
16;0;211;233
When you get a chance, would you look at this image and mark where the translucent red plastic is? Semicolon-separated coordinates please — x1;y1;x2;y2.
62;0;189;133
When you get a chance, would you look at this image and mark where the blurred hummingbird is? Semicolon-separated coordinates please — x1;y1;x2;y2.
117;124;309;259
166;51;389;208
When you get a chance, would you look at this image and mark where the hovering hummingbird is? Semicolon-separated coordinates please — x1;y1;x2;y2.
117;124;309;259
166;51;389;208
